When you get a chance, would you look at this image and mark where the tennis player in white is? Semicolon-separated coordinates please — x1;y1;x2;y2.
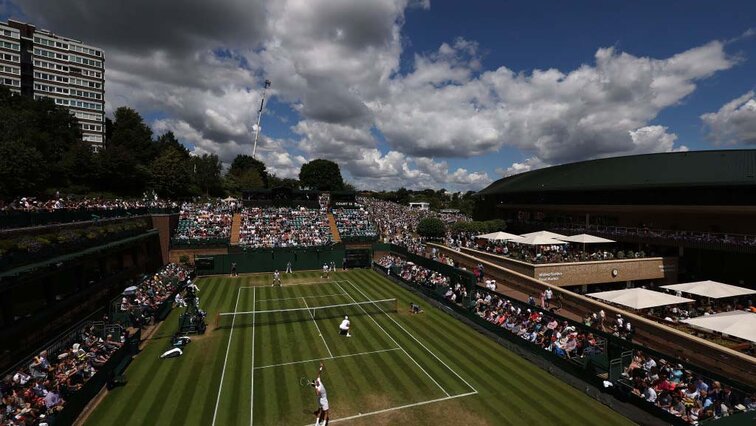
338;315;351;337
313;362;329;426
321;264;329;279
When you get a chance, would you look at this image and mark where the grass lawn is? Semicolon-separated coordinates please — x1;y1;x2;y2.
84;269;634;425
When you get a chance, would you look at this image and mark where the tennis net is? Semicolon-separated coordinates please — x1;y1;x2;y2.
215;298;397;328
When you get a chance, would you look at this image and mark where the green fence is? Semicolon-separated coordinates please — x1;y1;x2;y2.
170;238;230;248
195;244;347;275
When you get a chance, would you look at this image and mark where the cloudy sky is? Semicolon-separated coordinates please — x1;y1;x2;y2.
3;0;755;191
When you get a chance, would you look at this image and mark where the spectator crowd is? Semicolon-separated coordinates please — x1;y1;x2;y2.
119;263;189;328
174;202;233;242
476;240;646;264
377;255;450;290
625;351;755;422
239;207;331;248
332;207;377;240
0;194;174;213
0;324;126;424
473;289;604;360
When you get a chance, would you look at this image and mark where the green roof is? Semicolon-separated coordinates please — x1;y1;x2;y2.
478;150;756;195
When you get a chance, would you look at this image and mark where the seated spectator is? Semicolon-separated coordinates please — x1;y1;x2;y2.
239;207;332;248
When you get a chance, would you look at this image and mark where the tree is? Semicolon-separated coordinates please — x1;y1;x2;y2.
192;154;223;196
416;217;446;239
109;107;156;165
155;131;189;157
394;187;410;205
60;141;96;192
95;144;147;195
0;139;46;197
268;174;300;189
149;146;192;198
299;159;344;191
229;155;269;188
0;87;82;195
225;168;264;195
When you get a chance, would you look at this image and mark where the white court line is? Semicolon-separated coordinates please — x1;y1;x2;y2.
250;286;256;426
305;391;478;425
334;282;449;397
254;347;401;370
256;293;348;303
240;280;341;289
302;297;334;359
212;288;242;426
347;279;479;394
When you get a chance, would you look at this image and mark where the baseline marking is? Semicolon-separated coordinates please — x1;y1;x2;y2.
347;279;478;394
212;287;242;426
256;293;348;303
306;391;478;425
334;282;449;397
250;286;256;426
302;297;333;359
254;347;401;370
240;280;340;289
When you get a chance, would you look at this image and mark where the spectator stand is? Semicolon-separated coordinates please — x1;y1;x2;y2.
0;316;140;425
332;205;378;243
109;264;190;328
375;246;755;425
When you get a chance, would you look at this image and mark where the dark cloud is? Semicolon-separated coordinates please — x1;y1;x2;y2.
18;0;268;53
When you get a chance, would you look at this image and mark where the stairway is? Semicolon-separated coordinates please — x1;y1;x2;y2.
230;213;241;245
327;212;341;243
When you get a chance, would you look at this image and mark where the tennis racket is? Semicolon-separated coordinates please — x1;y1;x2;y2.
299;376;312;387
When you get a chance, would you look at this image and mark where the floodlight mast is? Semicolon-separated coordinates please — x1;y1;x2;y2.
252;79;271;158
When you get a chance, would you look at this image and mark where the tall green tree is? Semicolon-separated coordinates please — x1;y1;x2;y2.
0;87;82;195
299;159;344;191
225;168;264;195
0;139;46;197
95;144;147;195
416;217;446;239
192;154;224;196
109;107;156;165
155;131;189;157
60;141;96;192
268;174;300;189
229;155;269;188
149;146;192;197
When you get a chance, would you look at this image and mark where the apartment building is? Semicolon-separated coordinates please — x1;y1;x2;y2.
0;22;22;94
1;20;105;149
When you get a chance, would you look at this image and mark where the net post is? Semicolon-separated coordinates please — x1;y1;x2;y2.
215;313;220;329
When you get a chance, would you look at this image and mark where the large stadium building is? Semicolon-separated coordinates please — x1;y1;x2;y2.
474;149;756;284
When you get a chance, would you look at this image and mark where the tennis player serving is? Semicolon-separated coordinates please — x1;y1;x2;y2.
312;362;329;426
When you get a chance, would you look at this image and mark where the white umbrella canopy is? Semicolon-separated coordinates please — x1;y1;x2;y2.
587;288;695;310
682;311;756;343
222;196;237;202
509;234;568;246
519;230;570;240
661;281;756;299
476;231;522;241
558;234;615;244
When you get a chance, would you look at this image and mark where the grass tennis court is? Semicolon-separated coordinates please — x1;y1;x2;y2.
85;269;634;425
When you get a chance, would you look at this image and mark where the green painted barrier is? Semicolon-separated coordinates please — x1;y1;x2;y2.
195;244;347;275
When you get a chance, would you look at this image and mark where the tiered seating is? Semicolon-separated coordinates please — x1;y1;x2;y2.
173;203;232;243
239;207;332;248
332;207;377;240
